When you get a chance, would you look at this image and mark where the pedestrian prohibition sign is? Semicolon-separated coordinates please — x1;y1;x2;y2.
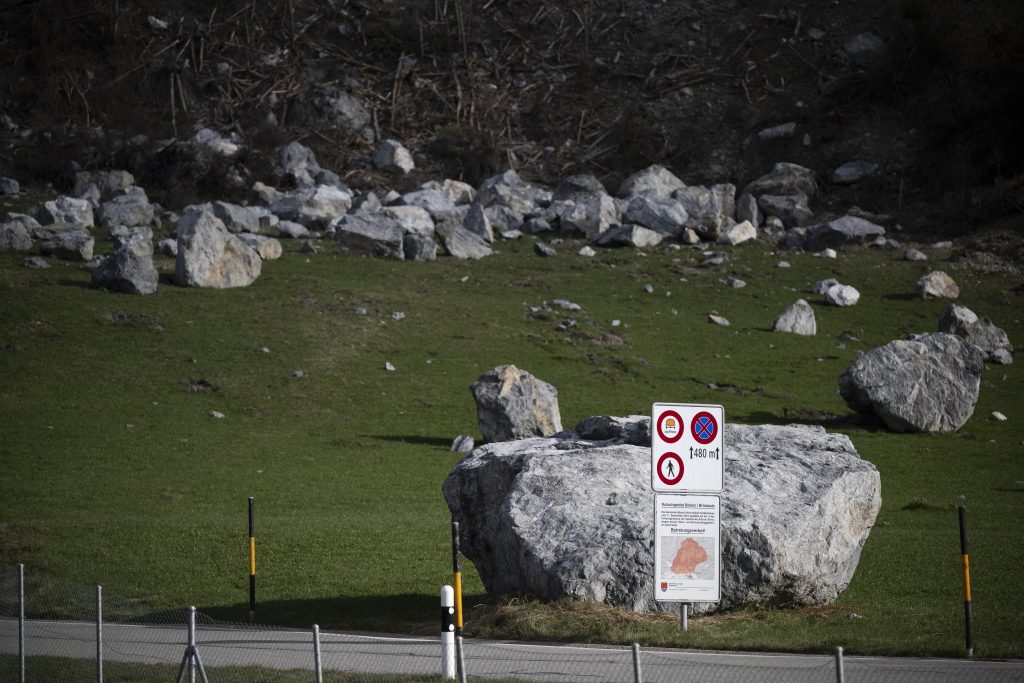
651;403;724;493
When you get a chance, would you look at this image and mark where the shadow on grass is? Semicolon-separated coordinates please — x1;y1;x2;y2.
882;292;920;301
58;278;94;289
199;592;490;632
370;435;454;448
741;409;878;430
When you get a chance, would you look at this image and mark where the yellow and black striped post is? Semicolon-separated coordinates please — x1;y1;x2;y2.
451;520;467;683
958;506;973;657
248;497;256;623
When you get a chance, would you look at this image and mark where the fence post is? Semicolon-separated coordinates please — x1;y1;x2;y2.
97;585;103;683
959;506;974;657
18;563;25;683
679;603;688;631
834;646;845;683
189;606;196;683
441;585;456;680
313;624;323;683
632;642;643;683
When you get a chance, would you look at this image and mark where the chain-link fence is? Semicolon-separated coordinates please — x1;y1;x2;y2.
2;562;1021;683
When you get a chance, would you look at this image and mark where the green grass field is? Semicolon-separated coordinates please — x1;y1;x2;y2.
1;230;1021;658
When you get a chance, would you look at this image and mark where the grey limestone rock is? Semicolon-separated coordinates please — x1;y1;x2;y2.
622;194;689;236
735;192;762;227
824;284;860;307
917;271;959;299
617;165;686;199
939;304;1013;364
0;176;20;195
403;233;438;262
673;184;736;237
534;241;557;257
831;161;879;185
274;141;322;187
742;162;817;200
41;230;94;261
559;194;619;239
757;194;814;228
0;214;35;251
717;220;757;246
450;435;475;453
91;226;158;295
552;174;606;202
373;139;415;175
469;364;562;442
96;191;155;229
594;224;664;249
73;170;134;200
904;248;927;262
211;201;279;235
773;299;817;335
382;205;435;239
269;185;353;229
463;203;494;243
33;195;95;230
400;187;460;221
438;223;492;260
443;417;880;613
804;215;886;251
174;209;262;288
237;234;283;260
334;214;405;259
839;332;983;432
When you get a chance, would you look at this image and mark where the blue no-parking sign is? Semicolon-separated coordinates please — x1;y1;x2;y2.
651;403;724;493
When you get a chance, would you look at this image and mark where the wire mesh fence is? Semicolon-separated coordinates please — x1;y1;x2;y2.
2;562;1021;683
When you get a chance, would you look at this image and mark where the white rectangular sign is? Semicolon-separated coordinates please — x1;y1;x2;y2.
651;402;724;492
654;494;721;603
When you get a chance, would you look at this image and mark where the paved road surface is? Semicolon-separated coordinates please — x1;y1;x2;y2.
2;618;1023;682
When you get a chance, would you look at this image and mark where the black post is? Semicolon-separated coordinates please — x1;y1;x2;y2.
958;506;973;657
248;497;256;623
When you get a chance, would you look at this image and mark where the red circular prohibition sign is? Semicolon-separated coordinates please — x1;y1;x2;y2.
656;410;684;443
691;411;718;445
656;452;684;486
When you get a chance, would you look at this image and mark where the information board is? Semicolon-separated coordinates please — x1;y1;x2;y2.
654;493;721;603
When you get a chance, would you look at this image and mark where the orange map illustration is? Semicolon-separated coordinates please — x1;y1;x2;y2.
671;537;708;574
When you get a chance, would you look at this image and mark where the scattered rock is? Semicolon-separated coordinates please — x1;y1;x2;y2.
717;220;757;245
938;304;1013;364
917;271;959;299
157;238;178;257
757;122;797;142
813;278;841;294
437;223;493;260
385;361;396;371
24;256;50;269
334;213;405;259
0;214;34;251
743;162;817;200
33;195;95;230
722;276;746;288
824;284;860;307
992;411;1007;422
403;233;438;262
594;224;664;249
463;203;494;243
91;226;158;295
735;192;762;227
617;164;686;199
552;174;606;202
773;299;816;335
174;209;262;288
450;435;475;453
274;141;323;188
443;417;880;613
73;170;135;200
578;245;596;257
560;193;620;239
708;312;731;326
95;190;155;229
838;31;888;68
622;194;689;236
673;184;735;237
469;364;563;442
211;201;279;235
804;215;885;250
821;248;838;259
904;248;927;262
830;161;879;185
237;234;283;260
0;176;20;195
374;139;415;175
210;410;226;419
269;185;353;229
839;332;983;432
534;241;557;257
777;260;791;268
41;230;94;261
